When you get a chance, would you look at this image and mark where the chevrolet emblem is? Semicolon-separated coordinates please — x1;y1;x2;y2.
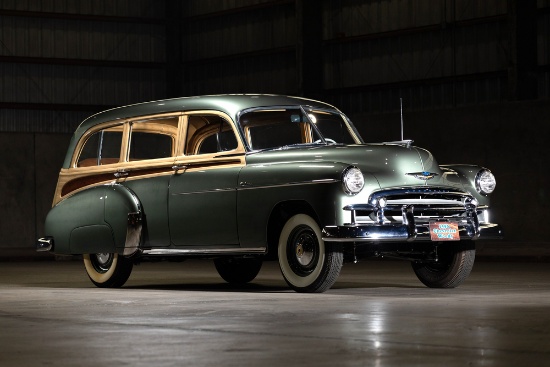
406;171;438;180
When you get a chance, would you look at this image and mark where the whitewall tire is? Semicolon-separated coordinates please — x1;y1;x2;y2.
278;214;343;293
83;253;133;288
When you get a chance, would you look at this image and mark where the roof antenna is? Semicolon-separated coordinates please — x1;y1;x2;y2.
400;97;404;141
384;98;412;147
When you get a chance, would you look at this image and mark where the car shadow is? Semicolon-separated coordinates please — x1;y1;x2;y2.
124;282;290;292
332;282;423;290
123;281;423;293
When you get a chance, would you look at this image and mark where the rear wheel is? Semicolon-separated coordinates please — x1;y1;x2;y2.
83;253;133;288
214;257;263;284
278;214;343;293
412;246;475;288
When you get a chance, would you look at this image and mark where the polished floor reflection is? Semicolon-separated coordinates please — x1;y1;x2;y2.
0;259;549;366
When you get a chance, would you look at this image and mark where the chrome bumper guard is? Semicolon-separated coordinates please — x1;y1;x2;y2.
322;187;504;242
36;237;54;252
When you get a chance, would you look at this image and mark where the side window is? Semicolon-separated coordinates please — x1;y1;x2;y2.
185;115;238;155
129;132;172;160
77;128;122;167
128;118;177;161
248;122;302;150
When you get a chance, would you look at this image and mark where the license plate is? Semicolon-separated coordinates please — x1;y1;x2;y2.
429;221;460;241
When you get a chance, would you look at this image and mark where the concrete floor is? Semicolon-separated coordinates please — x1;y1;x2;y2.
1;259;549;367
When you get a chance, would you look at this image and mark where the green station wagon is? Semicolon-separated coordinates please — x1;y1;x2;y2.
37;94;503;292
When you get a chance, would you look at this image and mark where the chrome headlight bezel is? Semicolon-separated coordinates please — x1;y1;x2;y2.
342;166;364;195
475;169;496;195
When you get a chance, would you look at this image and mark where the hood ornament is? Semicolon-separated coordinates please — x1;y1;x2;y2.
406;171;438;181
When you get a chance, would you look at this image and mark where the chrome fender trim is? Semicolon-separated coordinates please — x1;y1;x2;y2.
106;183;144;257
123;211;143;256
142;247;267;256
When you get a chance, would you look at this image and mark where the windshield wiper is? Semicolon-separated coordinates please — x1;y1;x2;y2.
249;143;322;153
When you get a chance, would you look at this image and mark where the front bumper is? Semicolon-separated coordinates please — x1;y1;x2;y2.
324;186;504;243
322;222;503;242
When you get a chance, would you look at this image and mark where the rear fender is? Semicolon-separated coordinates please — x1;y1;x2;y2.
44;184;143;256
44;186;110;255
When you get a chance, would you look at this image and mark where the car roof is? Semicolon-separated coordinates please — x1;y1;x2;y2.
63;94;339;168
78;94;337;132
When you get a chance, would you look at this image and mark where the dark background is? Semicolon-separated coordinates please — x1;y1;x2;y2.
0;0;548;258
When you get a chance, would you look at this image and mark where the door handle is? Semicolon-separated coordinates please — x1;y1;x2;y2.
172;165;188;172
114;170;129;178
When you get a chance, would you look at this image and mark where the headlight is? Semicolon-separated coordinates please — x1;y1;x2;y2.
342;166;364;195
475;169;496;195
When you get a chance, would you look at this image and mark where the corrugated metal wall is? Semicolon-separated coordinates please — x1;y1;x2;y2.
323;0;511;113
0;0;548;133
0;0;165;18
179;1;297;95
539;1;550;98
0;0;166;133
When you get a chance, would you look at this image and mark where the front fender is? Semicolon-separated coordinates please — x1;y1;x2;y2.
237;161;377;247
240;160;350;187
440;164;491;205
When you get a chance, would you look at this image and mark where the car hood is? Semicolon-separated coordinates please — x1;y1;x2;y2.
340;144;445;188
245;144;457;189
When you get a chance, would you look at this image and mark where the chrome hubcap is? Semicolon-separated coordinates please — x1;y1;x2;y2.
89;253;114;274
287;225;319;276
96;253;111;266
295;241;314;267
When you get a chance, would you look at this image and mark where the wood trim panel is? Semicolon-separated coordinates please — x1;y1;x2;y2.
59;166;176;198
52;110;246;206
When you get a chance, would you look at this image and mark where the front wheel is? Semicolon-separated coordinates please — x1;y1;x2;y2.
83;253;133;288
412;247;475;288
278;214;343;293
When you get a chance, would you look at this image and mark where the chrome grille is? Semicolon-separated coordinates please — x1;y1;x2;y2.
345;186;484;225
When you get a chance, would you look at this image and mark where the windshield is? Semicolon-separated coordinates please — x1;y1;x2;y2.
238;106;362;151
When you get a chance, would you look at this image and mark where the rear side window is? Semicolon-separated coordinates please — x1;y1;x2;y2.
128;132;172;160
128;117;178;161
185;115;238;155
77;129;122;167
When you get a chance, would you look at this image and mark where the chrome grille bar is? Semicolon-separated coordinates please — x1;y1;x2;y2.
344;186;480;227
